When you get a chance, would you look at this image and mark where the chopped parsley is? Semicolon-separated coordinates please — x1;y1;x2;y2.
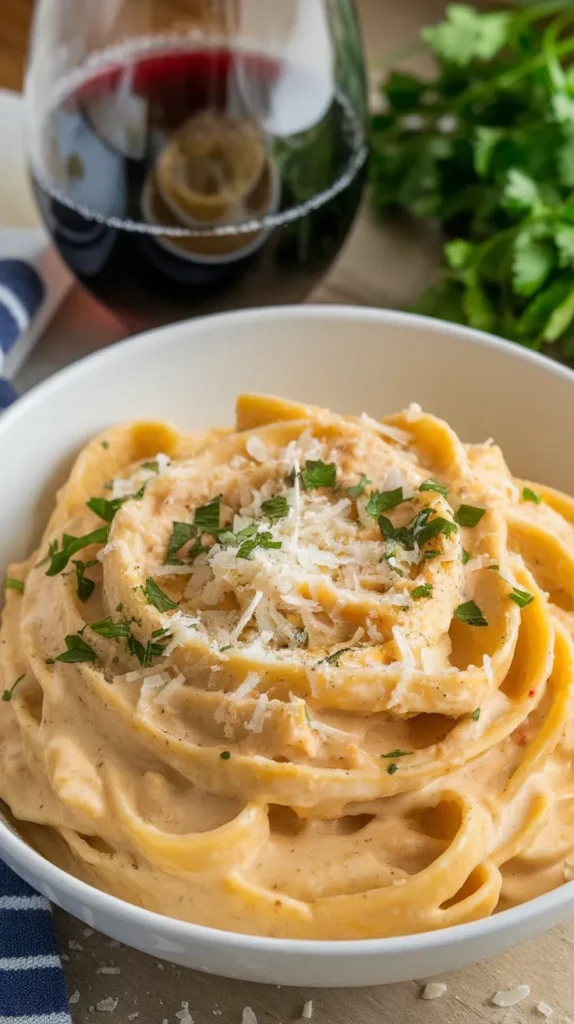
387;763;399;776
116;603;124;613
412;583;433;599
90;617;132;639
220;750;231;760
127;634;167;667
455;504;487;528
45;526;109;576
194;496;221;534
461;549;470;565
419;478;448;497
101;440;110;450
165;522;199;565
422;550;440;560
55;634;98;663
304;704;312;723
366;487;406;517
454;600;488;627
522;487;541;504
322;648;350;666
2;673;25;702
488;564;500;572
144;577;180;612
4;577;24;593
261;496;289;523
72;559;98;602
379;507;457;550
300;460;337;490
381;749;412;758
470;707;481;721
141;460;159;473
87;496;130;523
509;586;534;608
346;474;371;499
36;539;59;568
292;628;309;648
237;531;281;560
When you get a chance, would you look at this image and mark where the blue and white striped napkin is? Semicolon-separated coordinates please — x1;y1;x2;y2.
0;860;71;1023
0;88;73;1021
0;89;70;411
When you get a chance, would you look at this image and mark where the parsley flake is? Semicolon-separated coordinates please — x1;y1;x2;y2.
90;617;132;639
165;522;199;564
237;531;281;559
381;749;412;758
144;577;180;612
419;478;448;497
292;628;309;648
322;648;350;666
141;460;159;473
509;586;534;608
194;496;221;534
220;750;231;760
462;549;470;565
412;583;433;599
261;496;289;523
455;504;487;528
387;763;399;775
72;559;98;602
454;600;488;627
101;440;110;450
300;460;337;490
2;673;25;702
522;487;541;504
366;487;406;517
379;507;457;550
346;474;371;499
471;707;481;721
55;634;98;663
4;577;24;594
46;526;109;576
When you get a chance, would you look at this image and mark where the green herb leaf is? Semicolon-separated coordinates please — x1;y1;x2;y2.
237;531;282;560
379;507;457;550
387;762;399;776
419;478;448;498
346;474;371;499
2;673;25;702
322;648;350;666
462;549;470;565
445;239;475;270
141;460;159;473
455;504;487;528
4;577;24;594
300;460;337;490
90;617;132;639
412;583;433;599
503;169;540;212
87;496;128;523
473;126;503;178
509;586;534;608
127;634;166;667
366;487;405;517
144;577;180;612
101;440;110;450
454;600;488;627
165;522;198;565
522;487;541;504
470;707;481;721
194;497;221;534
543;287;574;343
72;559;98;602
422;6;511;66
55;634;98;663
46;526;109;576
381;749;412;758
512;234;555;298
261;496;290;523
220;750;231;760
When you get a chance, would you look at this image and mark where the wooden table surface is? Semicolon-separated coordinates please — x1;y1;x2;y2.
2;1;573;1021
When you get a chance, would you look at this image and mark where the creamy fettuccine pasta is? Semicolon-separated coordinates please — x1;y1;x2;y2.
1;395;574;940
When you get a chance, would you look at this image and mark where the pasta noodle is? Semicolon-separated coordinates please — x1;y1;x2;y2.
1;394;574;939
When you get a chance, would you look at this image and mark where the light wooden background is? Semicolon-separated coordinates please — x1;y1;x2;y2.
2;1;574;1021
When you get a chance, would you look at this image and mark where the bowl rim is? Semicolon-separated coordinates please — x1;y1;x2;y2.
2;302;574;955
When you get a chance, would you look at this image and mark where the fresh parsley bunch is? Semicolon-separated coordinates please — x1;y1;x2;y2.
370;2;574;356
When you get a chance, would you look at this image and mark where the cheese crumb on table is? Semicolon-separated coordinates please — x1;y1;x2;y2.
490;984;530;1007
421;982;447;1000
536;1003;553;1018
96;997;119;1013
242;1008;258;1024
302;999;314;1018
69;991;80;1005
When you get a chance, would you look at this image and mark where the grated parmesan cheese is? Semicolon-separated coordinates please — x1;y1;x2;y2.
246;436;269;463
176;1002;194;1024
96;997;119;1013
483;653;493;684
96;966;121;975
246;693;269;733
536;1003;553;1018
420;982;447;1000
242;1009;257;1024
405;402;422;422
69;991;80;1005
301;1000;314;1019
392;626;415;668
491;984;530;1007
360;412;411;445
230;591;264;642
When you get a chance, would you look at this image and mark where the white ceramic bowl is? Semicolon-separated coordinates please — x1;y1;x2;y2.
1;305;574;987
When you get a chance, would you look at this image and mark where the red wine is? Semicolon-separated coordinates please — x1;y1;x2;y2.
32;42;367;329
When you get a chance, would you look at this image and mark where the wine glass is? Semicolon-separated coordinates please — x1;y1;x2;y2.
24;0;368;331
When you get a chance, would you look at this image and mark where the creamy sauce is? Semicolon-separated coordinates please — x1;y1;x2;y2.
1;395;574;939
